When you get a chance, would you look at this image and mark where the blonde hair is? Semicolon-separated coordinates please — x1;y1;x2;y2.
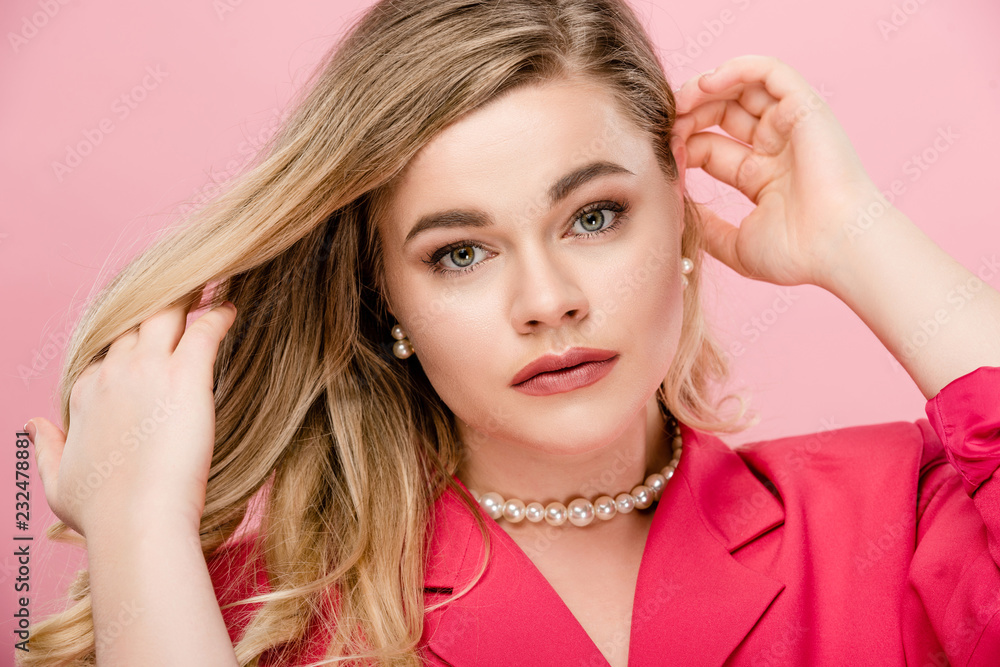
22;0;753;664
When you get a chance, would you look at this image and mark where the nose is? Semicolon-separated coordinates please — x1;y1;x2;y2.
509;247;590;334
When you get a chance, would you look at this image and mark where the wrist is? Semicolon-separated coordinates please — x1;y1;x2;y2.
85;506;202;552
815;205;918;301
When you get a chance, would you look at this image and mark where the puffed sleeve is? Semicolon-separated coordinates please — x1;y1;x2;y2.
903;365;1000;666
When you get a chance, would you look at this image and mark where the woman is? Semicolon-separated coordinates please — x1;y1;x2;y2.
21;0;1000;665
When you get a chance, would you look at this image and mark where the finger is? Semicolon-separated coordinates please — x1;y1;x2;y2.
29;417;66;506
103;326;139;364
676;55;809;115
692;202;746;278
673;98;759;147
675;75;747;116
78;357;102;381
138;293;202;355
736;82;780;118
69;359;101;411
760;92;829;145
674;81;777;134
172;302;238;389
698;55;810;101
685;131;768;203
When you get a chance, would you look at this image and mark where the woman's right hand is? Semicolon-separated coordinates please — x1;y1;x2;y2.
29;299;238;539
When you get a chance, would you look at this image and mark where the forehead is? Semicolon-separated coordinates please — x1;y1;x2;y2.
377;76;655;236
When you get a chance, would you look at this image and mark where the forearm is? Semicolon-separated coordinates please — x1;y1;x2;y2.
821;208;1000;400
87;516;238;666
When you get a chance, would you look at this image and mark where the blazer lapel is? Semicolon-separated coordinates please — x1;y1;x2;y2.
422;421;787;667
422;478;602;665
628;422;786;665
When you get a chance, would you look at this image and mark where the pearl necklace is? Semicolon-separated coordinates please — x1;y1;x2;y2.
468;417;683;527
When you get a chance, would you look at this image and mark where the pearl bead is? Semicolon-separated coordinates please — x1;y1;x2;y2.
631;485;654;510
594;495;617;521
503;499;526;523
461;418;683;527
525;502;545;522
392;340;413;359
681;257;694;274
615;492;635;514
645;473;666;500
391;324;407;340
544;501;568;526
567;498;595;527
479;492;505;520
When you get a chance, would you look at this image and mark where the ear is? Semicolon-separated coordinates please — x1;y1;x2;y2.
670;134;687;194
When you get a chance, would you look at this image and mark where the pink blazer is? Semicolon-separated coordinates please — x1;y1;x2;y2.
210;365;1000;666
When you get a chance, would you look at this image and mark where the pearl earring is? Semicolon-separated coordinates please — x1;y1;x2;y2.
681;256;694;287
391;323;414;359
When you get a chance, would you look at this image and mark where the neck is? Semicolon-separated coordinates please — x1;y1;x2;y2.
454;394;675;517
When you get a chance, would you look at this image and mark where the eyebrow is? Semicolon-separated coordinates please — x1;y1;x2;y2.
402;160;635;247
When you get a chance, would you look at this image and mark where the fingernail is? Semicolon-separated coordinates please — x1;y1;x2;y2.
701;69;716;79
24;420;36;444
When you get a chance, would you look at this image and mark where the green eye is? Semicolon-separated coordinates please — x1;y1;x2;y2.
423;198;631;278
449;246;475;267
579;209;607;232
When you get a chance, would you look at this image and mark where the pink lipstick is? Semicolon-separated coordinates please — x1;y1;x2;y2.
511;347;619;397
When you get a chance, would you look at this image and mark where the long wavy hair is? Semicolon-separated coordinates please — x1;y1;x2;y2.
22;0;754;664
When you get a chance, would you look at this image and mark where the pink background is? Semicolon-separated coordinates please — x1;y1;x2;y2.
2;0;998;649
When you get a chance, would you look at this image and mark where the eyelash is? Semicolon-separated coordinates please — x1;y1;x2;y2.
421;198;631;277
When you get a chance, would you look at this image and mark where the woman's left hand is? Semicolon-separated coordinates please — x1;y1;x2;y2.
671;55;888;288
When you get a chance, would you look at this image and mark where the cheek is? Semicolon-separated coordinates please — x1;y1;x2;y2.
600;234;684;359
400;286;497;383
603;231;678;304
404;294;512;436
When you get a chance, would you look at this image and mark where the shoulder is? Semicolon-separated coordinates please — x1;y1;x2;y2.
731;417;950;510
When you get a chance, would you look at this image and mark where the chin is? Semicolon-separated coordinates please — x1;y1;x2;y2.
506;398;645;453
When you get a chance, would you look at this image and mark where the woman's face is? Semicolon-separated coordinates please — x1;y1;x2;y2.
376;75;688;455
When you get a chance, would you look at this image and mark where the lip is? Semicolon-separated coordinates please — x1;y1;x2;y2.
512;356;619;396
511;347;619;388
